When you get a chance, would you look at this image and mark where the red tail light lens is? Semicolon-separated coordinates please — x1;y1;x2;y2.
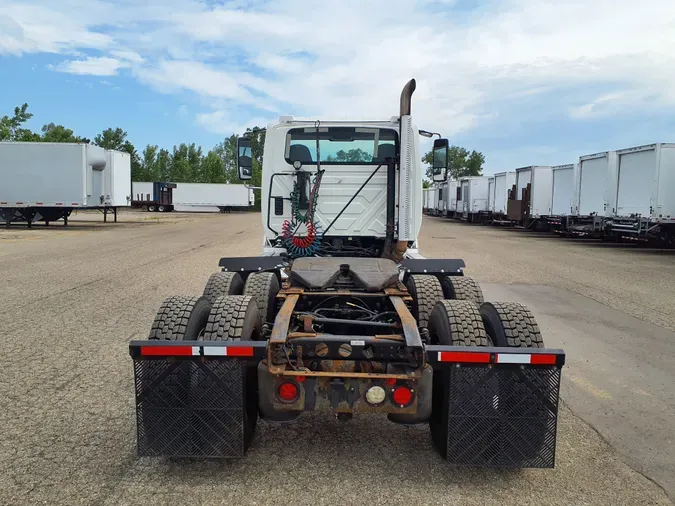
392;386;413;406
278;382;299;402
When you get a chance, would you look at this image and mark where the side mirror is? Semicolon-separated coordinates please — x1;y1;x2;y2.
432;138;448;182
237;137;253;181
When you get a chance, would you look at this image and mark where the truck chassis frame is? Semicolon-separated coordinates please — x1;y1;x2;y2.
130;256;565;469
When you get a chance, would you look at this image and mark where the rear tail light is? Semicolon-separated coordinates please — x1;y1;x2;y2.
277;381;299;402
365;385;386;405
392;386;413;407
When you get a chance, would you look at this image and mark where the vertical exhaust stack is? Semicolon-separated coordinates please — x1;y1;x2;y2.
399;78;416;116
390;78;417;262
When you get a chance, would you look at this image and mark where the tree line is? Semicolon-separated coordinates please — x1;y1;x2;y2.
2;103;483;196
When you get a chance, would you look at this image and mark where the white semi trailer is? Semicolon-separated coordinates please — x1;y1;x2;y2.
564;151;618;237
507;166;553;228
0;142;110;227
131;182;254;213
487;177;495;214
457;176;490;222
445;179;458;218
492;171;516;221
605;143;675;245
173;182;254;212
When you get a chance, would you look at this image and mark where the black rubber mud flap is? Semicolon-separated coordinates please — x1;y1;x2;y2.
428;300;561;468
478;302;554;463
133;357;249;458
442;362;561;468
133;296;260;458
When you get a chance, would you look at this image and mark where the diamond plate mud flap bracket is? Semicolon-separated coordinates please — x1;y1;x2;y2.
427;346;565;468
129;341;267;458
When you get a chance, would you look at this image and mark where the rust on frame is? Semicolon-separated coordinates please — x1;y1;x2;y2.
277;369;418;380
389;296;423;348
269;294;299;345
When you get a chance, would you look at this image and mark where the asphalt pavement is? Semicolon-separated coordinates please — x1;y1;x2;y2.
0;211;671;505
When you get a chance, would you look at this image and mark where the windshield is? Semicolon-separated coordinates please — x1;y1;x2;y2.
285;127;398;165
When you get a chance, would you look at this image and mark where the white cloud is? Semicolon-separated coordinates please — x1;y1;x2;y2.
195;109;271;136
52;56;127;76
109;49;143;63
2;0;675;148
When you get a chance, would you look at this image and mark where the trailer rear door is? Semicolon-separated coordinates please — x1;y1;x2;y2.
551;167;574;215
516;169;532;201
578;156;607;216
616;148;655;217
488;178;495;212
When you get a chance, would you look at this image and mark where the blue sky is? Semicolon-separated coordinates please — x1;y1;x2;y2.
1;0;674;174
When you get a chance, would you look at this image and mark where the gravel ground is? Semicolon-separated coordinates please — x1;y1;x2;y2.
420;216;675;331
0;210;672;506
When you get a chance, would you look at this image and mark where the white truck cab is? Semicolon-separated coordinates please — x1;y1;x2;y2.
236;79;448;261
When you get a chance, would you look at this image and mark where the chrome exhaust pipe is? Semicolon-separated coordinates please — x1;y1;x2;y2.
400;79;416;116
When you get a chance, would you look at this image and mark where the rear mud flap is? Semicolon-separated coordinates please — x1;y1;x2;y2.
132;358;251;458
443;364;561;468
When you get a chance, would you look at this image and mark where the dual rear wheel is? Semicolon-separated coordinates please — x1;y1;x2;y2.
425;295;547;461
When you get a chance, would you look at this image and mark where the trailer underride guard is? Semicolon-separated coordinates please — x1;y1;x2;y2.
129;78;566;468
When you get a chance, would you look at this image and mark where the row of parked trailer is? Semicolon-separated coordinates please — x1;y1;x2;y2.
0;142;255;227
423;142;675;246
131;181;254;213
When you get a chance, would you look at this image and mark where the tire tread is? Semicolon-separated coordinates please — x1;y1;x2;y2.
149;296;202;340
204;295;256;341
483;302;544;348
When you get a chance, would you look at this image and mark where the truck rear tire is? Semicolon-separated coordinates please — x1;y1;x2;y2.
148;205;156;212
203;295;262;451
480;302;551;462
405;274;444;331
203;295;263;341
427;300;489;457
148;295;211;341
440;276;484;305
479;302;543;348
243;272;280;326
203;271;244;304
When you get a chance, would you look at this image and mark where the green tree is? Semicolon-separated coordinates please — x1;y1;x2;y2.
241;127;266;209
93;127;128;150
201;151;226;184
140;145;159;182
169;143;191;182
0;103;39;141
422;145;485;180
212;134;238;183
156;148;171;182
40;123;90;143
326;148;372;163
187;143;203;182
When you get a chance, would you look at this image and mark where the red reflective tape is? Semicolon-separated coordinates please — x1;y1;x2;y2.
0;202;7;204
56;203;63;206
226;346;254;357
16;202;24;205
141;346;194;356
438;351;491;363
530;354;557;365
36;202;44;205
72;203;79;206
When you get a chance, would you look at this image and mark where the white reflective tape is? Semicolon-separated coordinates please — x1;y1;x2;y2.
192;346;201;356
203;346;228;356
351;340;365;346
496;353;531;364
437;351;443;361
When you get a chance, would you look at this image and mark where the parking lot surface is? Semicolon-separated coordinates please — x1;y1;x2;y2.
0;211;672;505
